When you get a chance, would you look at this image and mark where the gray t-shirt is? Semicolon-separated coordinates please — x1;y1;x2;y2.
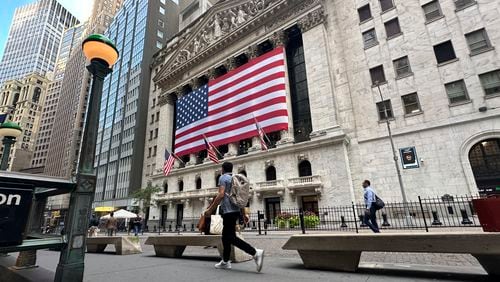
219;173;241;214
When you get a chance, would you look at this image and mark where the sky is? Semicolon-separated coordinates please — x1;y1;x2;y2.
0;0;95;59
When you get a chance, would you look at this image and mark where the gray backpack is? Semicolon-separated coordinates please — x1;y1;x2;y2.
228;174;250;208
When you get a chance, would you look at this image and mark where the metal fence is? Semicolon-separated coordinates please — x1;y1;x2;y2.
153;195;482;234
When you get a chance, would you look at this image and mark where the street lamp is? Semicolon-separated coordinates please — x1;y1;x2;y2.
55;34;118;282
375;83;413;225
0;121;22;171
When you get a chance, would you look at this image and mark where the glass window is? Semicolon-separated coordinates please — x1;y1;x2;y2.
433;41;457;64
479;70;500;96
379;0;395;12
402;93;422;115
358;4;372;22
445;80;469;104
455;0;476;10
362;28;378;48
159;6;165;15
465;29;492;55
370;65;386;85
393;56;412;78
422;1;443;22
376;100;394;120
157;30;164;39
156;41;163;49
384;18;402;38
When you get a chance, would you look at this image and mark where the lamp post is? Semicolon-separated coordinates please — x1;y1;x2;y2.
0;121;22;171
376;83;413;225
54;34;118;282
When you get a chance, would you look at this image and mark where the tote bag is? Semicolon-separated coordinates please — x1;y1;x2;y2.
210;206;223;235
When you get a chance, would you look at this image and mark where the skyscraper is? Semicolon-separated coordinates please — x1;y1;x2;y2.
31;23;86;169
0;0;79;85
93;0;179;209
43;0;124;178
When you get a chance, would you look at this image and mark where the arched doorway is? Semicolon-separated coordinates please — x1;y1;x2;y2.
298;160;312;177
469;138;500;193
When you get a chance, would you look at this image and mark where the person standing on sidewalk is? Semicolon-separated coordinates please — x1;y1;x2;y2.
363;180;380;233
204;162;265;272
106;212;117;236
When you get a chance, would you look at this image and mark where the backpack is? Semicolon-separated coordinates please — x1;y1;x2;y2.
374;195;385;210
228;174;250;208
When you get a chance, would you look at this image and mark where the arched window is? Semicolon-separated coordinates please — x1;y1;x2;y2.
178;180;184;192
469;138;500;192
298;160;312;177
266;166;277;181
32;87;41;103
196;177;202;190
163;181;168;193
215;174;221;187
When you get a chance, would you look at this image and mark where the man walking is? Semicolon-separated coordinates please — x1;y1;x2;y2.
205;162;264;272
106;212;117;236
363;180;380;233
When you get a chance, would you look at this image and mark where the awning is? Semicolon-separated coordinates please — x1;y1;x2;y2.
94;207;115;212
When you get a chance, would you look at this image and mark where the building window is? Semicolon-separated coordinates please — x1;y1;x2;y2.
379;0;395;12
422;0;443;22
445;80;469;104
298;161;312;177
370;65;386;86
393;56;412;78
153;146;157;156
149;130;153;140
148;147;152;157
384;18;402;38
178;180;184;192
156;41;163;49
376;100;394;120
157;30;164;39
358;4;372;22
479;70;500;96
401;93;422;115
455;0;476;10
433;41;457;64
159;6;165;15
362;28;378;48
163;181;168;193
154;128;158;138
196;177;202;190
266;166;277;181
465;29;492;55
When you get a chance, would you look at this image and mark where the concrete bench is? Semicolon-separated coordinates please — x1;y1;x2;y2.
87;236;142;255
282;232;500;276
145;235;252;262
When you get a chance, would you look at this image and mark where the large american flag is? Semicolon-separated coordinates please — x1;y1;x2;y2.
174;47;288;156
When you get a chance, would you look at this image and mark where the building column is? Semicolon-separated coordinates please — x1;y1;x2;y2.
298;14;340;139
269;31;294;145
223;58;240;156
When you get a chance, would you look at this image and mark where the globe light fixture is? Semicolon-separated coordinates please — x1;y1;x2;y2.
82;34;119;68
0;121;22;171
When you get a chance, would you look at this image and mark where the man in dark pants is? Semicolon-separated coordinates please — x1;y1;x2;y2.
205;162;264;271
363;180;380;233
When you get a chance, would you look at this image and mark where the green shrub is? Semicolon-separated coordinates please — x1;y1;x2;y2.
303;214;320;228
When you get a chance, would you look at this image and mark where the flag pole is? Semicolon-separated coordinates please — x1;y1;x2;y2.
202;134;223;156
252;113;272;144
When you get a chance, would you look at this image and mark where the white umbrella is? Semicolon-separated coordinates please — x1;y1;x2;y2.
101;209;138;219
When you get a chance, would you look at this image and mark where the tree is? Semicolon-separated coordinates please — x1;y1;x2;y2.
131;183;161;228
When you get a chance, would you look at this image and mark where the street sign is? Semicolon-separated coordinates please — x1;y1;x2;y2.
0;185;33;246
399;146;419;169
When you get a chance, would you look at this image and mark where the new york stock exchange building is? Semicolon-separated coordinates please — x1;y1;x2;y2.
144;0;500;228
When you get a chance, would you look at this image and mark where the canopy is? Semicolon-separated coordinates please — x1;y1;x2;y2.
101;209;137;219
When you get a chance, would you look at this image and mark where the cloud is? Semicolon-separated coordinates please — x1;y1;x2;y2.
58;0;95;22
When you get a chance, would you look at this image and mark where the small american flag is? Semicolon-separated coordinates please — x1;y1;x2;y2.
163;149;175;176
253;115;268;151
174;47;288;156
203;136;220;164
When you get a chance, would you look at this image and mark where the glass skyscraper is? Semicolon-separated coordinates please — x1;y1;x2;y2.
94;0;178;209
0;0;79;85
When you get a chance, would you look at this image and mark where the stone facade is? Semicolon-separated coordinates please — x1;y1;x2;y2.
144;0;500;228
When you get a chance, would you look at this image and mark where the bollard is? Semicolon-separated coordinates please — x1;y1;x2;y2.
359;215;367;227
183;224;187;231
382;212;391;227
340;216;347;228
169;224;172;232
191;223;195;232
252;220;256;230
431;211;442;225
264;222;268;236
175;225;179;232
460;209;472;225
299;209;306;234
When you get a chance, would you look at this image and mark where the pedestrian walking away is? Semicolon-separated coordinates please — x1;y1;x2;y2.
204;161;265;272
362;180;380;233
106;212;118;236
133;216;142;236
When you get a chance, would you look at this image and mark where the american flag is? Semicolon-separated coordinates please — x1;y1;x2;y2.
203;136;220;164
253;115;268;151
174;47;288;156
163;149;175;176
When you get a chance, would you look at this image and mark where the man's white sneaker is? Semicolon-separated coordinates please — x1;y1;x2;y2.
254;249;265;272
215;260;232;270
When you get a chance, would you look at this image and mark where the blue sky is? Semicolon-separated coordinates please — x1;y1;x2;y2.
0;0;94;59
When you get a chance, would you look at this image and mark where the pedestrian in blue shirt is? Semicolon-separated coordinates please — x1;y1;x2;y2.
363;180;380;233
